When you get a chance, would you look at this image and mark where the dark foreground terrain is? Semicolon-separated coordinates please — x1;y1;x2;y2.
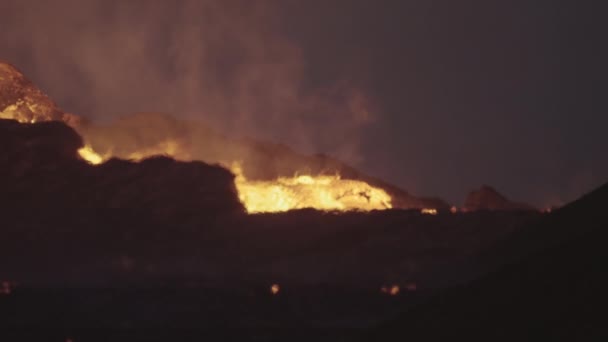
1;118;604;341
362;182;608;341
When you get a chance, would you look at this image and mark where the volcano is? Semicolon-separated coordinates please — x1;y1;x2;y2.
0;61;449;213
2;59;601;341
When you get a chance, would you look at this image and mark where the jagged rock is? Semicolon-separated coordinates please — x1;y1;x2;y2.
0;62;78;125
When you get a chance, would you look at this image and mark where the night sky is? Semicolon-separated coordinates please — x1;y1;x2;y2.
1;0;606;206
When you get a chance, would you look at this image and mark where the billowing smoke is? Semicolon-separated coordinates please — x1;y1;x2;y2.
0;0;373;165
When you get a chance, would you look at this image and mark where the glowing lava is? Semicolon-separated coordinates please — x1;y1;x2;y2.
78;145;105;165
73;143;393;213
5;109;393;214
231;163;392;213
421;208;438;215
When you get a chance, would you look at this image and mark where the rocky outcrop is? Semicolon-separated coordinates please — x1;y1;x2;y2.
0;119;244;217
0;62;78;125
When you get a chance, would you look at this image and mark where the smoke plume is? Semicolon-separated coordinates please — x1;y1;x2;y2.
0;0;373;164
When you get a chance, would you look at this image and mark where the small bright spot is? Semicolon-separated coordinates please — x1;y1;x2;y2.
389;285;400;295
381;284;400;296
421;208;438;215
450;206;458;214
270;284;280;295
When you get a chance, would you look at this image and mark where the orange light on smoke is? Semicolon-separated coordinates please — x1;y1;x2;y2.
7;102;396;214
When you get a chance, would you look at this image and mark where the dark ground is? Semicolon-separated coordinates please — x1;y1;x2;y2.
362;182;608;341
1;119;604;341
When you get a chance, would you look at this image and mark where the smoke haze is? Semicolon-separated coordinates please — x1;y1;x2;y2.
0;0;371;164
1;0;607;206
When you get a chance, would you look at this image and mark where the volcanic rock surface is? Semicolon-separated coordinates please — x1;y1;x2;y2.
0;62;76;124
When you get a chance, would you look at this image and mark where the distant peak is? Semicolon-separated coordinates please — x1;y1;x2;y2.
465;185;534;211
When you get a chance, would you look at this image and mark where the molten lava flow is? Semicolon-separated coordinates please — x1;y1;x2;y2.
5;107;394;213
230;163;392;213
78;145;105;165
1;101;79;126
2;62;399;214
77;140;185;165
1;103;47;123
73;143;393;213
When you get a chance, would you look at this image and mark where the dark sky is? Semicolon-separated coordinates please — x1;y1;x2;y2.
1;0;606;206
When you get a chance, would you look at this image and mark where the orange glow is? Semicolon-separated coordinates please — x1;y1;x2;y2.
5;108;394;214
389;285;400;295
75;144;393;213
78;145;105;165
1;103;46;123
230;163;392;213
0;102;79;126
421;208;438;215
450;206;458;214
381;284;400;296
270;284;280;295
125;140;186;161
